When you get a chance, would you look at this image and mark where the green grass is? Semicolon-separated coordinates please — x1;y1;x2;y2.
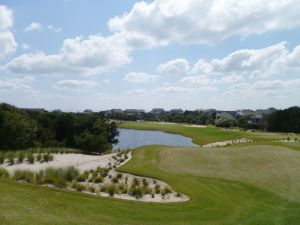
119;121;299;145
1;145;300;224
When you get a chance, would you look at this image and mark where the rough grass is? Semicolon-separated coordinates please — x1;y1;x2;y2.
1;145;300;224
120;121;299;145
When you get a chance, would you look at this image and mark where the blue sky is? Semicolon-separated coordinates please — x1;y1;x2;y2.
1;0;300;111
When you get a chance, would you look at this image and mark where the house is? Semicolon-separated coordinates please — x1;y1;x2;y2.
111;109;123;114
249;114;264;125
83;109;93;114
21;108;48;113
169;109;184;114
150;108;165;114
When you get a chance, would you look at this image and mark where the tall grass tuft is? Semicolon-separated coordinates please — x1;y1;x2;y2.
17;152;25;163
14;170;34;183
0;167;9;178
0;153;5;164
43;168;66;188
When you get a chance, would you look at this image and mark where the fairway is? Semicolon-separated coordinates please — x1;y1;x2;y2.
120;121;297;145
1;145;300;225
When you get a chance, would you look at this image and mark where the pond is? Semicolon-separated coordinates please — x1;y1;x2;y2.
113;128;198;150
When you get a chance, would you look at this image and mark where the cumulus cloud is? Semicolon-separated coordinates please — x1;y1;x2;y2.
0;5;17;59
54;79;98;90
24;22;42;32
127;89;148;95
224;79;300;98
123;72;158;83
0;76;35;91
155;86;190;94
48;25;63;33
157;58;190;76
108;0;300;47
6;34;131;76
158;42;299;80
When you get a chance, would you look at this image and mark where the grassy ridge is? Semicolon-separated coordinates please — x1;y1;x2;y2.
1;145;300;224
119;121;297;145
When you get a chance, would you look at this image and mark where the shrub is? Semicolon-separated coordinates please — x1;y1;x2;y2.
77;173;88;182
72;182;85;192
17;152;25;163
87;185;95;193
64;166;79;182
176;192;182;198
154;184;161;194
94;176;103;183
27;153;35;164
36;153;42;162
43;153;50;162
0;168;9;178
143;186;152;195
162;186;172;196
132;178;140;187
14;170;34;183
103;184;118;196
118;183;128;194
0;153;5;164
35;170;44;184
130;186;144;199
49;154;54;161
142;179;148;187
43;168;66;188
8;153;14;165
112;177;119;184
116;173;122;179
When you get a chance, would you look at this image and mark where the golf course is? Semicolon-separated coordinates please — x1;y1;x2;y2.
1;122;300;225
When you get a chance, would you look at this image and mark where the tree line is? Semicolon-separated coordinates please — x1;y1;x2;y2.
0;103;119;153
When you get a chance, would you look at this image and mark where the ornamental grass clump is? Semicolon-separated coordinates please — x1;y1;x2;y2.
154;184;161;194
43;168;66;188
0;167;9;178
93;176;103;183
14;170;35;183
8;153;15;165
27;153;35;164
64;166;79;182
0;153;5;164
162;186;172;196
17;152;25;163
72;182;86;192
102;184;118;196
130;186;144;199
35;170;44;184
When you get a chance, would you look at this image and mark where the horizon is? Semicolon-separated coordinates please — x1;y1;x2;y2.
1;1;300;110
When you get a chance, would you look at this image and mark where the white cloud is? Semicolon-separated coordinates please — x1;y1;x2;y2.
157;58;190;75
0;5;17;59
0;5;13;30
0;76;35;91
224;79;300;98
108;0;300;47
0;31;17;59
155;86;190;94
24;22;42;32
54;79;98;90
100;78;110;84
181;75;211;87
6;34;131;76
48;25;63;33
22;43;30;50
127;89;148;95
160;42;298;79
123;72;158;83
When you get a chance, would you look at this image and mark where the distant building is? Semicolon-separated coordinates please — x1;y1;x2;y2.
83;109;93;114
111;109;123;113
249;114;264;125
21;108;48;113
169;109;184;114
216;112;234;120
150;108;165;114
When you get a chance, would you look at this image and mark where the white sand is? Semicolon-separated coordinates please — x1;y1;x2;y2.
2;153;115;173
203;138;253;147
